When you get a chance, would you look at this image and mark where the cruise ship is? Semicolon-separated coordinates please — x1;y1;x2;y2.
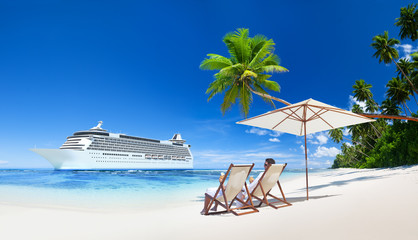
30;121;193;170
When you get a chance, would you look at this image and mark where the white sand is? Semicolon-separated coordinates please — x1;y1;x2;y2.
1;166;418;240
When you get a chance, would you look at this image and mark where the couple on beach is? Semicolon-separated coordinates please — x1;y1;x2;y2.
201;158;276;214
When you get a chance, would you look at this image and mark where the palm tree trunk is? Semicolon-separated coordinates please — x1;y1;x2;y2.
342;136;371;150
245;82;291;106
351;147;370;158
359;113;418;122
392;58;418;96
403;101;413;115
401;102;407;116
369;123;382;138
413;93;418;106
363;138;375;149
247;89;418;122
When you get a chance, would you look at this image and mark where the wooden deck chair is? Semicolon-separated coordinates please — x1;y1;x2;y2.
204;164;258;216
249;163;292;209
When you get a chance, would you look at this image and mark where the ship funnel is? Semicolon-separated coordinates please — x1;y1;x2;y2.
169;133;186;144
90;121;106;131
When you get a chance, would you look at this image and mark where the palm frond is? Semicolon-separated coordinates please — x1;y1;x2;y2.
238;85;252;117
200;54;233;70
259;65;288;73
220;85;239;114
258;79;280;92
223;32;238;63
371;31;400;64
395;4;418;41
253;82;275;108
250;34;269;58
206;74;234;100
219;63;244;77
249;37;275;67
232;28;251;64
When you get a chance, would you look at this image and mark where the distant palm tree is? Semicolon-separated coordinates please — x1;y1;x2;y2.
396;58;414;78
396;58;418;105
328;128;343;143
352;79;380;111
381;99;402;116
371;31;418;95
351;104;364;114
386;77;412;115
395;4;418;41
352;79;373;102
200;28;288;117
365;100;378;113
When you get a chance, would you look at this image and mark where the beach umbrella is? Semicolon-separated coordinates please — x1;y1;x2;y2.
237;98;375;200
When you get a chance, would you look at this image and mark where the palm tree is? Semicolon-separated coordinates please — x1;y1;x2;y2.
328;128;343;143
381;99;402;116
352;79;381;111
353;79;373;102
200;28;288;117
395;4;418;41
351;104;364;114
396;58;414;78
365;100;378;113
396;58;418;105
386;77;412;115
371;31;418;95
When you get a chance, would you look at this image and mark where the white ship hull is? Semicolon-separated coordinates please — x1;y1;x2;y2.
31;148;193;170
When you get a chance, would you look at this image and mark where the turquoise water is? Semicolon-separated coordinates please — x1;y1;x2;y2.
0;169;328;209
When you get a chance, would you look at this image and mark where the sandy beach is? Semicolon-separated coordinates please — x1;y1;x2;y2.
1;165;417;240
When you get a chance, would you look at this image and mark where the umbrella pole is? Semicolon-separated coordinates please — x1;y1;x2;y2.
304;121;309;200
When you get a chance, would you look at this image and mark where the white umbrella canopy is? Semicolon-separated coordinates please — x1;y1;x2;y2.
237;98;375;200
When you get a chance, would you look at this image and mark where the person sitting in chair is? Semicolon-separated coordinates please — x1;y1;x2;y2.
248;158;275;192
201;158;276;214
235;158;276;207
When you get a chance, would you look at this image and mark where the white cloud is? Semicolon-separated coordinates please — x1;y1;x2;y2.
193;149;297;165
343;128;351;136
396;44;418;60
245;127;270;136
316;133;328;145
313;146;341;158
269;138;280;142
0;160;8;164
307;132;328;145
300;145;310;154
245;127;283;142
269;131;282;137
244;152;292;158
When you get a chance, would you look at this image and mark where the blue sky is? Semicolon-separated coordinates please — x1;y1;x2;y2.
0;0;417;169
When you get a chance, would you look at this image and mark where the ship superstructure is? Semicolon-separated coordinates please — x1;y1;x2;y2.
31;121;193;170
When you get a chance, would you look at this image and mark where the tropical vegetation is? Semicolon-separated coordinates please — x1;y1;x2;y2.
200;28;289;117
331;4;418;168
201;4;418;169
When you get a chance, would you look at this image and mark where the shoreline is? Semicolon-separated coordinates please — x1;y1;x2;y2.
1;165;417;239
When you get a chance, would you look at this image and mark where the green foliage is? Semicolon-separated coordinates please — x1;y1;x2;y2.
200;28;287;117
386;77;412;115
395;4;418;41
353;79;373;102
332;119;418;169
362;120;418;168
371;31;400;64
332;4;418;169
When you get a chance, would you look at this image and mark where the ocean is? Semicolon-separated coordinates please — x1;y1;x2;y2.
0;168;328;210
